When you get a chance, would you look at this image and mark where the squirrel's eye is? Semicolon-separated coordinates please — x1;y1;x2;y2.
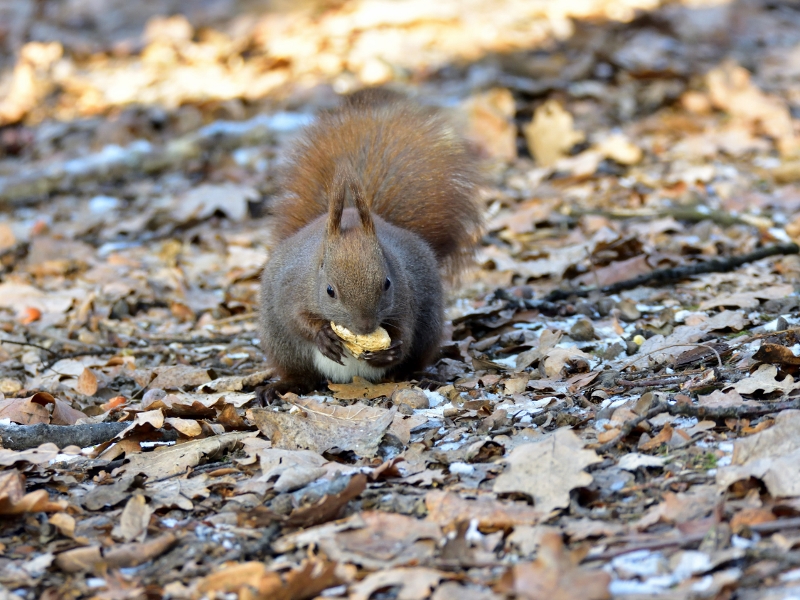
326;285;336;298
384;278;391;291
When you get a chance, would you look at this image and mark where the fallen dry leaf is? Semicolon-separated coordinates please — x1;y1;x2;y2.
147;365;213;390
48;512;89;544
196;561;282;598
563;518;627;541
636;486;719;530
730;507;776;534
717;410;800;497
425;490;544;529
432;582;501;600
54;533;177;573
112;494;153;542
699;284;794;310
0;469;67;515
594;133;642;165
147;475;210;511
0;443;60;466
462;88;517;161
350;567;447;600
638;423;675;451
328;376;411;400
285;473;367;528
523;100;585;166
542;347;591;379
0;393;50;425
296;511;443;570
196;558;339;600
0;282;81;315
0;392;86;425
0;222;16;250
253;447;328;492
118;431;255;478
506;524;562;557
515;329;563;371
75;367;99;396
732;364;800;395
164;416;202;437
493;428;601;514
389;412;428;445
250;398;395;457
706;60;798;156
753;343;800;368
174;182;258;223
496;531;610;600
698;388;760;409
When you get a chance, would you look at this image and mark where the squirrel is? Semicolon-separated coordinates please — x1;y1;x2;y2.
258;90;483;401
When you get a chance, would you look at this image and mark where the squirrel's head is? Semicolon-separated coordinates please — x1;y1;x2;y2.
318;169;395;335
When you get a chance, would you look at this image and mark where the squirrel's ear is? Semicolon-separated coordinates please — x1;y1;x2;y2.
349;177;375;236
326;167;346;237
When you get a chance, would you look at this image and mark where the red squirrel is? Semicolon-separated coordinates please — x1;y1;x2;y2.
258;90;482;401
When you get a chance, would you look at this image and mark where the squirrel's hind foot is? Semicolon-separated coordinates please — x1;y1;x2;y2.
256;378;318;405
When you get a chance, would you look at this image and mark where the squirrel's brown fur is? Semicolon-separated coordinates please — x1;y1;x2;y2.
269;90;482;276
258;91;482;401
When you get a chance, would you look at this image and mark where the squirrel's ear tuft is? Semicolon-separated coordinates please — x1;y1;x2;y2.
349;176;375;236
326;167;347;237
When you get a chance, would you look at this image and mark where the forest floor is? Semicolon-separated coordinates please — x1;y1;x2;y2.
3;0;800;598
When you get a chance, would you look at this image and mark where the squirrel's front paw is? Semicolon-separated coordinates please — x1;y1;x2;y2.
361;339;403;367
315;323;345;365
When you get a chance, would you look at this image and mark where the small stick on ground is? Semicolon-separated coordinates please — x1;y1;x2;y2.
594;402;668;453
0;338;58;355
618;374;690;388
0;422;130;450
543;243;800;302
616;342;723;373
593;397;800;453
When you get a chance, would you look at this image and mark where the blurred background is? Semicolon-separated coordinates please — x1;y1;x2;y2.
1;0;790;152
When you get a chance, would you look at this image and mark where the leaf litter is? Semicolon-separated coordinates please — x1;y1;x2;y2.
3;0;800;599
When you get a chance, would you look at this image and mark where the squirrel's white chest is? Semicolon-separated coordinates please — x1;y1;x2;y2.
312;350;389;383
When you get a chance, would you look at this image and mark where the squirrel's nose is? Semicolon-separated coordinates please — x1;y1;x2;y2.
353;316;378;335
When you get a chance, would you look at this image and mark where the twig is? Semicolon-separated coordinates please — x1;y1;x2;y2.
594;402;668;453
543;243;800;302
569;205;744;228
42;348;118;368
664;398;800;419
586;530;709;560
618;374;690;388
142;334;251;345
0;338;58;355
585;517;800;562
585;246;602;292
208;313;258;326
739;548;800;588
750;516;800;534
0;422;129;450
618;342;723;372
593;398;800;453
40;334;258;369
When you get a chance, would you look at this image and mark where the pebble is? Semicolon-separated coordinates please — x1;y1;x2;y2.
392;388;429;409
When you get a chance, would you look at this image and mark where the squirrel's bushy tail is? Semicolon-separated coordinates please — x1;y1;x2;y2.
269;91;483;276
